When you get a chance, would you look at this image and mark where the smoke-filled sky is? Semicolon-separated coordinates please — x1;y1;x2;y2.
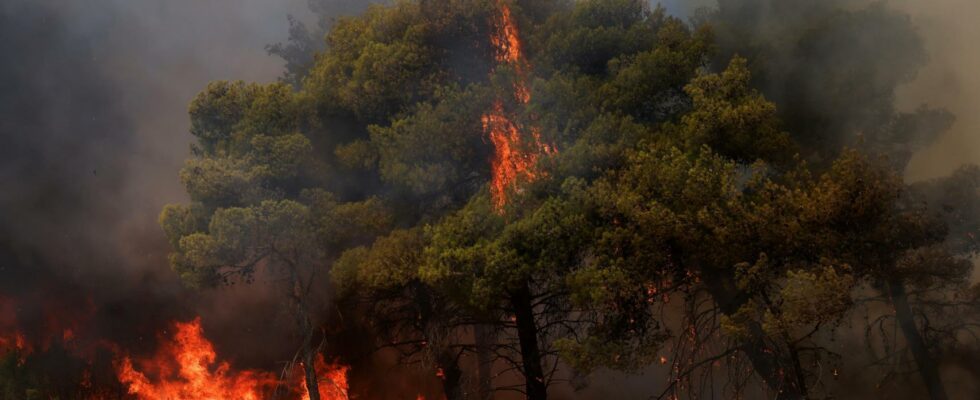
895;0;980;181
0;0;314;271
0;0;366;364
656;0;980;181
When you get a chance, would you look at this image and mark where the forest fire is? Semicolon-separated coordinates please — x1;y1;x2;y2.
482;0;554;211
4;0;980;399
116;318;350;400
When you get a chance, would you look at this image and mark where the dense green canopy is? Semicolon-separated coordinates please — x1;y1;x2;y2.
158;1;979;399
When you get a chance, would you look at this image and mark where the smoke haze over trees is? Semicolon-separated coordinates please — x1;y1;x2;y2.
1;0;979;399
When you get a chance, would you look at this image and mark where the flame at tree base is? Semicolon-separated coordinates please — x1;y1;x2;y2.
116;318;350;400
299;354;350;400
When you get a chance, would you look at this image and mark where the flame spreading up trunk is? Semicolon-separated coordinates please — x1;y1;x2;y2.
116;318;350;400
482;0;554;211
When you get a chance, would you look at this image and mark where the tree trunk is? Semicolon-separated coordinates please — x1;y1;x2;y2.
787;344;809;400
476;324;495;400
302;339;321;400
702;270;805;399
297;308;321;400
511;284;548;400
437;350;464;400
887;280;948;400
289;266;321;400
415;285;464;400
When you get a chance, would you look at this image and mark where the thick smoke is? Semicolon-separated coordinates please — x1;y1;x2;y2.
657;0;979;181
895;0;980;181
0;0;372;370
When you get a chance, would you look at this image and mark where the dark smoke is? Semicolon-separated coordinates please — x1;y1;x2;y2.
896;0;980;182
0;0;372;374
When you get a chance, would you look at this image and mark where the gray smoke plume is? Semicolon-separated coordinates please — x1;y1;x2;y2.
895;0;980;181
0;0;372;368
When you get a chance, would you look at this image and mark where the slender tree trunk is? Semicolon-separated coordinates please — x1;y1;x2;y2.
415;285;464;400
289;266;321;400
511;284;547;400
887;280;948;400
476;324;495;400
787;344;809;400
437;350;464;400
701;271;804;399
302;338;321;400
297;308;321;400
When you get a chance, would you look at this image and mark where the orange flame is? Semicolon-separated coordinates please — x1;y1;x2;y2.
483;0;554;211
116;318;277;400
116;317;351;400
298;354;350;400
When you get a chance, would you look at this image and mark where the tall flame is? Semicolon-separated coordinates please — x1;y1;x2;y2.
116;317;350;400
483;0;554;211
116;318;278;400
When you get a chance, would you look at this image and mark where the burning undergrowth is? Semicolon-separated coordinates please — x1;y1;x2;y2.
115;318;348;400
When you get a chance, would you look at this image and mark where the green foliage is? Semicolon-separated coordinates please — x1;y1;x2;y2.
309;191;393;253
304;0;494;123
765;264;855;335
333;228;425;294
369;87;492;207
553;113;649;179
532;0;664;75
420;195;504;308
161;0;979;397
189;81;307;155
709;0;938;160
597;16;713;121
305;1;431;122
675;57;793;164
168;200;315;286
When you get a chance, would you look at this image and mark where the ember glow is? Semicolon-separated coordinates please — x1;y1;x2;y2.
0;295;92;357
0;331;27;356
482;0;554;211
0;298;26;355
116;318;350;400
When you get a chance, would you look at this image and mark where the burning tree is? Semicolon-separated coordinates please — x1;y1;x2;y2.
159;81;391;399
155;0;980;399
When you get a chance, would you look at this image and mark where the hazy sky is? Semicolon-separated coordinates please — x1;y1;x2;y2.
657;0;980;181
893;0;980;181
0;0;351;360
